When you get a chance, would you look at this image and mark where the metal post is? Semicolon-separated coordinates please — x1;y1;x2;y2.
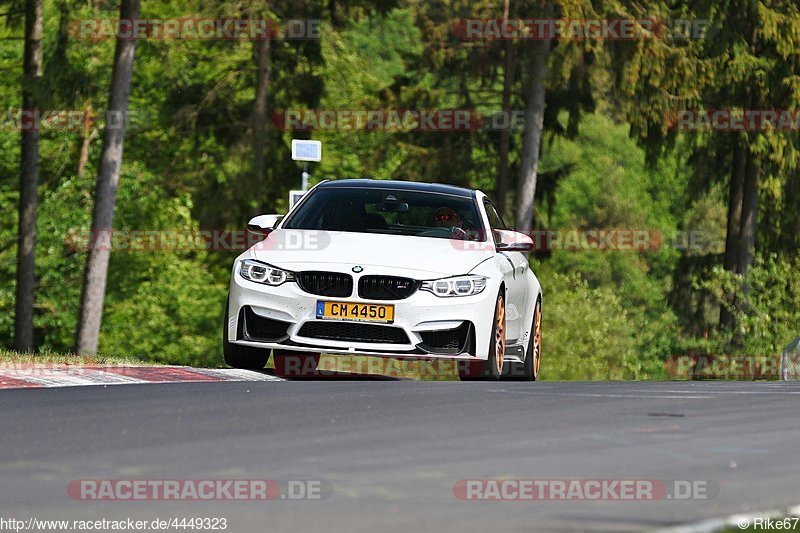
301;162;310;191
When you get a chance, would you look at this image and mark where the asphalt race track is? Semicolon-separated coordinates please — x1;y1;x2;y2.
2;379;799;532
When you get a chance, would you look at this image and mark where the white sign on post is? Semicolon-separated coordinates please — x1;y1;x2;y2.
288;190;306;210
291;140;322;162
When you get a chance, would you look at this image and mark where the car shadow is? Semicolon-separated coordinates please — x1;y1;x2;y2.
262;369;407;381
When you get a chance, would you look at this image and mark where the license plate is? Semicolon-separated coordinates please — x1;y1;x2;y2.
316;301;395;324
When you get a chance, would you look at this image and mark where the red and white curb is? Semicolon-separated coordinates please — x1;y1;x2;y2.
0;366;284;390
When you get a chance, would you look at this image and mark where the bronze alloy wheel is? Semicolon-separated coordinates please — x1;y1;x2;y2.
497;294;540;382
532;299;542;378
494;293;506;375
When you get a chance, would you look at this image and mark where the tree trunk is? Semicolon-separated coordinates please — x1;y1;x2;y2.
252;32;271;213
737;150;759;275
75;0;140;355
514;0;553;232
719;139;746;330
496;0;514;218
77;104;96;178
14;0;43;353
736;19;760;276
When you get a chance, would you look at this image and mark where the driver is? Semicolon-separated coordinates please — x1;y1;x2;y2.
430;207;462;229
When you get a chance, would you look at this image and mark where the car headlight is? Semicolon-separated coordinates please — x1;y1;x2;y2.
420;275;487;297
239;259;294;286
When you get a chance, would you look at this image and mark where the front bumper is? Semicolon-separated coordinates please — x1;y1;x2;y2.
227;269;498;360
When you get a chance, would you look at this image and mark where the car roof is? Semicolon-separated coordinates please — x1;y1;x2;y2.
316;179;476;199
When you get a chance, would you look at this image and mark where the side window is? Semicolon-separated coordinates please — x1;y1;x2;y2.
484;201;508;245
484;201;507;231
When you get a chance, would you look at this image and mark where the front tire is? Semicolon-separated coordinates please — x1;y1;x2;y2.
459;291;505;381
506;297;541;381
222;299;269;370
529;298;542;380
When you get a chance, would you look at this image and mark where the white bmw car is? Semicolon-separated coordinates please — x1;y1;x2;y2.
224;179;542;380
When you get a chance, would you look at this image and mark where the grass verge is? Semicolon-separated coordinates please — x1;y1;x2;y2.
0;350;157;367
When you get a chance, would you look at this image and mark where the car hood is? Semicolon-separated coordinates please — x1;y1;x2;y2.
251;229;493;278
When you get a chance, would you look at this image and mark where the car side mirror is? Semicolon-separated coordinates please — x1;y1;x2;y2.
247;214;283;237
494;229;534;252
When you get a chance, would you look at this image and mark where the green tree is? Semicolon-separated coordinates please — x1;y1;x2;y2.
75;0;141;355
14;0;42;352
607;0;800;340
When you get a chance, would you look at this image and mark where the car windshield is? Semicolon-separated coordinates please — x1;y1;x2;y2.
282;186;485;241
